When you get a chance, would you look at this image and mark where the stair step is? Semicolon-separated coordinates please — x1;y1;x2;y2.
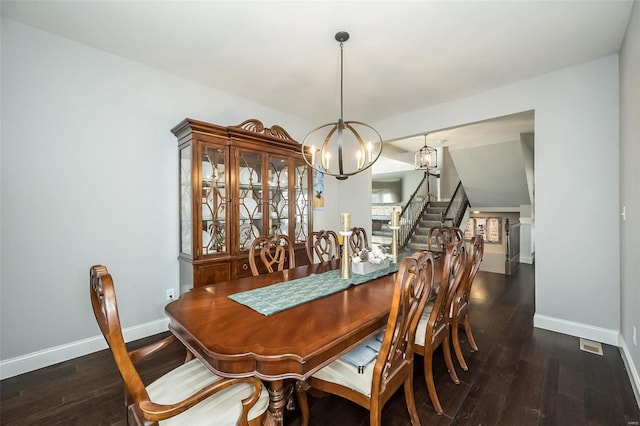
411;235;429;244
419;220;441;228
407;242;427;251
372;230;392;237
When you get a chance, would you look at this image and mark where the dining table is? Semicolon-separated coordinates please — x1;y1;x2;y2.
165;254;442;425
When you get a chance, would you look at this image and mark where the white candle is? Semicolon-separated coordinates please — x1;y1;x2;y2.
356;151;363;170
310;145;316;165
366;142;373;163
324;152;331;172
340;212;351;233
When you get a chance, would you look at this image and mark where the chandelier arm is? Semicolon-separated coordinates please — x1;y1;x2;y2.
321;124;338;171
337;119;344;176
343;122;367;169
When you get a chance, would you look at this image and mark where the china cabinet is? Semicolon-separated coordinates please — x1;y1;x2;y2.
172;118;312;289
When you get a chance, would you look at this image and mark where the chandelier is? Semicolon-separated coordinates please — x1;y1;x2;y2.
415;134;438;170
301;31;383;180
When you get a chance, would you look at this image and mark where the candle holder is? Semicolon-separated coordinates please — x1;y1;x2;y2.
389;208;400;263
339;230;353;279
389;225;400;264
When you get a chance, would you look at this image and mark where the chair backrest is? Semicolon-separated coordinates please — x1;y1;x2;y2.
90;265;150;405
426;241;466;340
249;234;295;276
427;226;463;252
305;230;340;263
371;251;436;397
348;227;369;254
456;235;484;306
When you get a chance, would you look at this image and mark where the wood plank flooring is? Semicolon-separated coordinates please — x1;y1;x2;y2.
1;264;639;425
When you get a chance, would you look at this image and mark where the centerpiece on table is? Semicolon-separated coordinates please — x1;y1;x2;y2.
351;244;393;275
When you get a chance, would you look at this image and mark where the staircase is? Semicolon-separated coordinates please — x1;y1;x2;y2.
406;201;448;251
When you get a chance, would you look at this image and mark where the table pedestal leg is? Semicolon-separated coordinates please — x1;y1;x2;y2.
267;380;286;426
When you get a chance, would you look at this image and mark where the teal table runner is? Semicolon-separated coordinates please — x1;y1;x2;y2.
228;262;401;316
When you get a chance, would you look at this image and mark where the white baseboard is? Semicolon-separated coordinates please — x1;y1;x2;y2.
0;318;169;380
620;336;640;408
520;254;535;264
533;314;619;345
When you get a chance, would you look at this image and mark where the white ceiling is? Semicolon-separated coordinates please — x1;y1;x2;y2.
0;1;632;173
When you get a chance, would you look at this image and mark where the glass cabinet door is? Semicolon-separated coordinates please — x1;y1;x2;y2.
201;146;228;255
293;158;310;244
237;150;263;251
268;156;290;237
179;145;193;255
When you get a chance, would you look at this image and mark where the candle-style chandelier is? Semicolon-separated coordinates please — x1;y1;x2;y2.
301;31;383;180
415;134;438;170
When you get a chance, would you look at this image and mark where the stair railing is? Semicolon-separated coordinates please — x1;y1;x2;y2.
398;171;439;249
441;181;470;228
505;218;521;275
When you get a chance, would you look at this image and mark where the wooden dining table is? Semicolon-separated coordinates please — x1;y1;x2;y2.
165;255;442;425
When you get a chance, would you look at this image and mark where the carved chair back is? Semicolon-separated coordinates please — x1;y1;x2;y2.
305;230;340;264
413;240;466;414
427;226;463;252
456;235;484;309
427;240;466;341
450;235;484;370
90;265;150;405
249;234;295;276
348;227;369;254
371;251;436;400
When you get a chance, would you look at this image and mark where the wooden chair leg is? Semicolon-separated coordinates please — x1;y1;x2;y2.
184;349;194;363
403;376;421;425
423;350;443;415
442;335;460;384
464;314;479;351
369;405;383;426
295;381;310;426
452;317;469;371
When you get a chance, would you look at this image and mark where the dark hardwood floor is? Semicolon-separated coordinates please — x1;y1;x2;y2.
1;264;638;425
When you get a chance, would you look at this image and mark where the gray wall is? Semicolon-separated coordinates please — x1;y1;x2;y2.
450;140;531;209
619;0;640;400
439;147;461;201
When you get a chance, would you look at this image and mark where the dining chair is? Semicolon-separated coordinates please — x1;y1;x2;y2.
296;251;437;426
89;265;270;426
426;226;463;252
348;227;369;254
451;235;484;370
249;234;295;276
305;230;340;263
414;240;467;414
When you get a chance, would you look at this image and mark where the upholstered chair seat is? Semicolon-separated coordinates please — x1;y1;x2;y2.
310;357;377;398
145;359;270;425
